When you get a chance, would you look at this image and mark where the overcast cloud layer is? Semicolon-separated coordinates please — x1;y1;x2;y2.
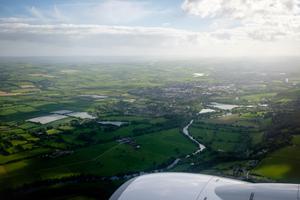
0;0;299;57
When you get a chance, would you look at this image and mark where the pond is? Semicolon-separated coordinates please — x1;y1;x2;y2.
209;102;240;110
199;108;215;114
193;73;207;77
78;95;108;99
98;121;128;127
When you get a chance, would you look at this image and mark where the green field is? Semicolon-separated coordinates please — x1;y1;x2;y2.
0;128;195;188
252;135;300;182
189;121;250;152
0;58;300;198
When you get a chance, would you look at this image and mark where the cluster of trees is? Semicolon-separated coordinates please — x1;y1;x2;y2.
0;174;118;200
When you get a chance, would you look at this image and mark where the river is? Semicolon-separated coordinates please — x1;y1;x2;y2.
160;120;206;170
182;120;206;155
107;119;207;181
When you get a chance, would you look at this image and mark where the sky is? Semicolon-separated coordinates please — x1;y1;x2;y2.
0;0;299;57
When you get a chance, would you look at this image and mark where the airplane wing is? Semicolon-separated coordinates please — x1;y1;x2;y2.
110;173;299;200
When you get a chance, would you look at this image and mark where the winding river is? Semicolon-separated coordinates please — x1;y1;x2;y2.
164;120;206;170
106;119;207;181
183;120;206;156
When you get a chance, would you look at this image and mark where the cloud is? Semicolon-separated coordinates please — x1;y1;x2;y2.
0;1;299;57
182;0;300;19
0;21;207;56
88;0;152;24
0;19;298;57
182;0;300;41
25;5;68;23
28;6;45;20
23;0;153;24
